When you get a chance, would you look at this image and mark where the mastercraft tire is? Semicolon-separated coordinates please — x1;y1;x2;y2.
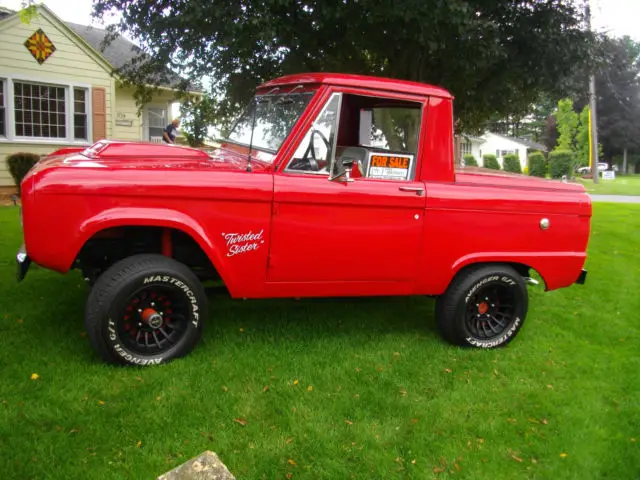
84;254;207;365
435;265;528;348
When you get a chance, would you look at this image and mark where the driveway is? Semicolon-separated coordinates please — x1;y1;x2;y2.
589;194;640;203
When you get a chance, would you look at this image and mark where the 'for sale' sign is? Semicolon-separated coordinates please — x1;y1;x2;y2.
367;153;414;180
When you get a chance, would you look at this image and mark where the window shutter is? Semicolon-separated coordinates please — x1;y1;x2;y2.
91;87;107;142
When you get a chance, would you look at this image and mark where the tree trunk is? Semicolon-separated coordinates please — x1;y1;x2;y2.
623;147;628;174
454;135;462;166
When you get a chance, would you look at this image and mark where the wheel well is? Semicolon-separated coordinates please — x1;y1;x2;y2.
454;262;546;288
75;226;219;283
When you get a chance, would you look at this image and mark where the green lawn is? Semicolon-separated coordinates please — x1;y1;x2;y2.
576;174;640;195
0;205;638;479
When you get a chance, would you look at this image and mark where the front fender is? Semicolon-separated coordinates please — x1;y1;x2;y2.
74;207;234;292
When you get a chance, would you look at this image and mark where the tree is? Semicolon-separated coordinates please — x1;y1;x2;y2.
594;36;640;171
554;98;579;151
92;0;595;133
179;95;217;147
575;105;590;166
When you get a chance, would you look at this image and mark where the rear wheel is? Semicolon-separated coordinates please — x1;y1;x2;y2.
84;254;207;365
435;265;528;348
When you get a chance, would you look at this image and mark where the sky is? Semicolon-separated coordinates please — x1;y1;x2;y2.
1;0;639;41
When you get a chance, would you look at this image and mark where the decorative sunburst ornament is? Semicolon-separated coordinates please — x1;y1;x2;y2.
24;29;56;64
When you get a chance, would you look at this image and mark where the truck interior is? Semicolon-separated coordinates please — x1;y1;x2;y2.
287;92;423;181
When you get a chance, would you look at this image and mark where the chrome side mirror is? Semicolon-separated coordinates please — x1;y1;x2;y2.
329;157;355;183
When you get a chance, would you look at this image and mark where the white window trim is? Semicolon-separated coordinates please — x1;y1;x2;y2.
0;72;93;145
0;77;6;139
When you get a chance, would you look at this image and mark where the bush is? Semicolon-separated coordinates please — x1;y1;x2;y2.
482;154;501;170
6;152;40;194
548;150;574;179
463;154;478;167
528;152;547;178
503;153;522;173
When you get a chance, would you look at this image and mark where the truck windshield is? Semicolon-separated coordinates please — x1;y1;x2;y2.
223;91;315;155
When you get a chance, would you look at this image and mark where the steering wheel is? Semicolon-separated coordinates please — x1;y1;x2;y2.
290;128;332;172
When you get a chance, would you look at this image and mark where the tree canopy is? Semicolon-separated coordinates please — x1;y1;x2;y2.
594;36;640;158
92;0;595;132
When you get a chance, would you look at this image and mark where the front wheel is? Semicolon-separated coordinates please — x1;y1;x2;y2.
84;254;207;365
435;265;528;348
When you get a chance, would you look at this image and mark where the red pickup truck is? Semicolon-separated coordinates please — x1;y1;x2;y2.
16;73;591;366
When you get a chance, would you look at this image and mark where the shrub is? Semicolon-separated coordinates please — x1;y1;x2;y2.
528;152;547;178
6;152;40;194
463;154;478;167
482;154;501;170
548;150;574;179
503;153;522;174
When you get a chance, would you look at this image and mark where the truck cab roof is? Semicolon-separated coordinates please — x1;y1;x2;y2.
258;72;453;99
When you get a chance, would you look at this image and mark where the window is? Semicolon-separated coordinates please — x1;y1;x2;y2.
496;149;515;158
0;80;5;137
286;93;341;173
226;91;314;154
285;92;423;181
461;140;472;157
366;107;421;155
0;77;90;142
147;108;166;141
14;81;66;138
73;88;88;140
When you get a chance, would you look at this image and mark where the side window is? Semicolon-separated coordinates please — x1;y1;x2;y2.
286;93;341;174
364;107;421;155
334;95;423;181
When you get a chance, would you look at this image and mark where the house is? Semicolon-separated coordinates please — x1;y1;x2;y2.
0;5;200;189
460;132;547;171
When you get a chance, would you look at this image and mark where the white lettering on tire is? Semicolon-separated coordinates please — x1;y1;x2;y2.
106;319;164;365
465;276;500;303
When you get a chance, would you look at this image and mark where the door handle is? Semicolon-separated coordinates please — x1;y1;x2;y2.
398;186;424;196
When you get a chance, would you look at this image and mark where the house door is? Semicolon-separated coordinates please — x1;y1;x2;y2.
147;108;166;142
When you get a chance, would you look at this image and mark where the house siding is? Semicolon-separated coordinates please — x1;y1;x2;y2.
479;133;529;170
0;13;114;186
114;88;175;142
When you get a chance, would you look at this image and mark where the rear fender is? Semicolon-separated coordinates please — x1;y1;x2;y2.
450;252;587;292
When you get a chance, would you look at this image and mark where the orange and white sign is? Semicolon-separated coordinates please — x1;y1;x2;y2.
366;153;414;180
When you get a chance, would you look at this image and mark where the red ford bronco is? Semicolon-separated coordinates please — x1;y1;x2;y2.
16;73;591;366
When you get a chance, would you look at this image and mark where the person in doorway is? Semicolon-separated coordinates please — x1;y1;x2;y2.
163;118;180;144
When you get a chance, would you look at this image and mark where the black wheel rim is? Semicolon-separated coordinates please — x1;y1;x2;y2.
465;282;517;340
118;286;189;355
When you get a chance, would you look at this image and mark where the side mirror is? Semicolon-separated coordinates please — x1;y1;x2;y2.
329;157;356;183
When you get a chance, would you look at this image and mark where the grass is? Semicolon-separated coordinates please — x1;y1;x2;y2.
576;174;640;196
0;204;638;480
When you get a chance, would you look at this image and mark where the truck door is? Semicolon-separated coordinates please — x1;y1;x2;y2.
267;91;427;287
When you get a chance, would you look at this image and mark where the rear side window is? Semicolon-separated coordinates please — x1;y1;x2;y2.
363;107;421;155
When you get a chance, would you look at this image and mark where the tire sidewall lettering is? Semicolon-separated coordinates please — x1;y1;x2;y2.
104;274;201;366
106;319;164;365
465;316;521;348
143;275;200;328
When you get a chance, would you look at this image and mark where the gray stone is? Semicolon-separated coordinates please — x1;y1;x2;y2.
158;451;235;480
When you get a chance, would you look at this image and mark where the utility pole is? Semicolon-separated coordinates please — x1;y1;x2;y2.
586;0;600;183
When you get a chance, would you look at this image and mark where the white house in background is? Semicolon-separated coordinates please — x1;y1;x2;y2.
460;132;547;171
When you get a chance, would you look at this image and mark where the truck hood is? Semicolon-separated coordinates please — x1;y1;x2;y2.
455;166;586;192
33;141;275;174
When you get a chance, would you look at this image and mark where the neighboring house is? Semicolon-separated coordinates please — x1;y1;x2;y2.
460;132;547;171
0;5;200;188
